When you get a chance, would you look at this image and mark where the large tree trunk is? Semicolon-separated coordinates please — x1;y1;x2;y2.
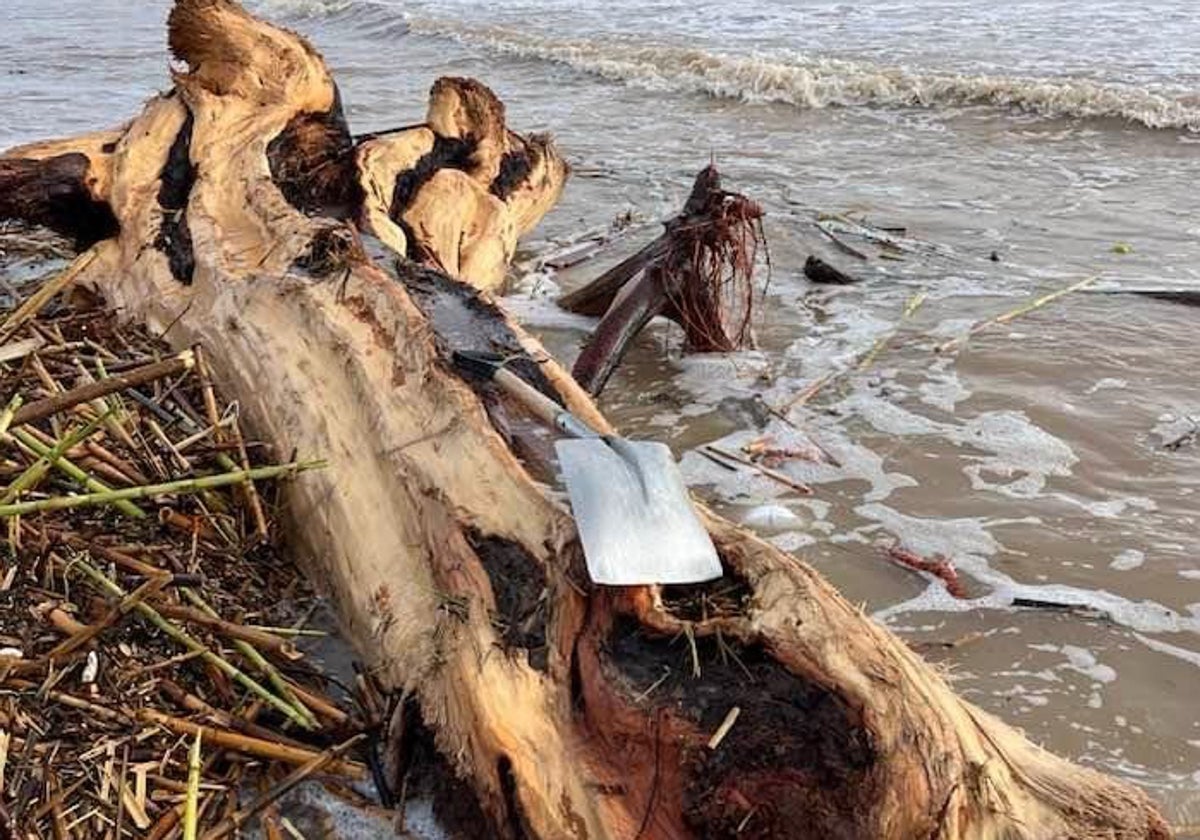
0;2;1171;838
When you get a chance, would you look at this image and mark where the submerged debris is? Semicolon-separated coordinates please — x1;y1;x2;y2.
0;226;373;839
803;255;859;286
884;544;968;599
559;164;768;395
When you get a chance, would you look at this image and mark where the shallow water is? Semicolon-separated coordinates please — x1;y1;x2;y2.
2;0;1199;828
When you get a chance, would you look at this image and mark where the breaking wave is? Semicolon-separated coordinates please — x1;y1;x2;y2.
404;18;1200;132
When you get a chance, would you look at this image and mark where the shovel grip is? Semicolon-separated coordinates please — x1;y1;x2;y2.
492;367;579;430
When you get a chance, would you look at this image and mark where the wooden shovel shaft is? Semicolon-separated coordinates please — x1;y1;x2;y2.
491;367;596;439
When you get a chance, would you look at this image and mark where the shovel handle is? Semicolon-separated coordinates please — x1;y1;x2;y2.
491;368;597;438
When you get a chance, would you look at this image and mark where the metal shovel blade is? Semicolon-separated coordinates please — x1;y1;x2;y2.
555;437;722;586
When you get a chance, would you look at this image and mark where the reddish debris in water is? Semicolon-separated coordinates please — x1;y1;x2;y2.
885;545;968;599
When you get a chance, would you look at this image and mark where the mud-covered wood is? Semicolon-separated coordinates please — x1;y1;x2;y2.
0;2;1171;838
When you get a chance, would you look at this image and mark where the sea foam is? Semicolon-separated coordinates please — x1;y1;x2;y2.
405;17;1200;131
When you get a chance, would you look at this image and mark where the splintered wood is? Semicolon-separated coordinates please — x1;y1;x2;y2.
0;227;365;838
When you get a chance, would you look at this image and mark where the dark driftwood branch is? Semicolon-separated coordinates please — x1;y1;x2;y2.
562;166;766;396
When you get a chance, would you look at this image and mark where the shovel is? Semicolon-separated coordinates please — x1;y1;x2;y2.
453;351;722;586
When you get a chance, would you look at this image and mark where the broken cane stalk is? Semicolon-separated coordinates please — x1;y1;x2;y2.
183;731;202;840
136;710;365;779
8;426;147;518
199;734;366;840
179;588;317;729
67;557;317;728
1;411;110;505
936;275;1097;353
0;461;322;517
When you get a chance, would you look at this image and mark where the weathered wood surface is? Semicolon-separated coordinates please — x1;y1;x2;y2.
0;2;1171;837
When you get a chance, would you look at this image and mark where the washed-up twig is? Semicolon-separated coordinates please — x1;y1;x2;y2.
776;290;927;416
4;679;133;725
935;276;1097;353
67;557;316;728
779;372;836;413
701;444;813;495
706;706;740;750
200;734;366;840
184;731;202;840
179;589;317;729
9;352;195;428
0;249;97;342
814;221;869;261
136;710;366;779
0;461;323;517
9;426;147;518
154;601;300;660
885;545;967;599
858;291;927;371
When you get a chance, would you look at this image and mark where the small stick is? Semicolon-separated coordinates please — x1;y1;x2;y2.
244;626;327;638
0;729;9;793
195;346;269;541
67;558;317;728
4;679;132;724
0;460;323;517
1;413;109;505
229;415;269;542
47;574;171;660
178;589;316;728
136;710;366;779
9;351;195;427
935;275;1097;353
283;680;351;727
814;221;869;261
706;706;741;750
45;607;89;636
145;416;195;474
157;680;310;749
165;597;300;659
780;371;836;413
857;290;927;371
159;508;220;541
702;445;813;495
153;600;296;652
70;358;139;451
183;731;202;840
83;440;151;485
200;734;366;840
9;426;147;518
0;249;98;341
0;394;23;436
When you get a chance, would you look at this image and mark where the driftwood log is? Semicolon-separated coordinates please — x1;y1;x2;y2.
559;169;764;396
0;2;1171;838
